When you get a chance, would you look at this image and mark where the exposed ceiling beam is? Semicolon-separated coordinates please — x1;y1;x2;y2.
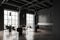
22;3;32;8
35;4;45;8
3;3;20;8
37;4;47;8
27;4;35;8
12;0;27;4
43;2;52;7
3;0;25;8
38;1;45;4
1;0;53;12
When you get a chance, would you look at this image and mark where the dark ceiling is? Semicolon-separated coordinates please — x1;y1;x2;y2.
1;0;53;11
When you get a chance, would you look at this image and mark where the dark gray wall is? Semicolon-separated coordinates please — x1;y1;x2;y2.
53;0;60;40
0;6;4;31
20;9;26;25
37;0;60;40
38;7;53;23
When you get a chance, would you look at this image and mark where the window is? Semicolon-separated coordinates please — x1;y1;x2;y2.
4;10;19;29
26;14;35;28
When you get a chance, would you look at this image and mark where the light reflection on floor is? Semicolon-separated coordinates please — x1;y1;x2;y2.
25;28;34;40
3;29;53;40
3;28;34;40
3;30;19;40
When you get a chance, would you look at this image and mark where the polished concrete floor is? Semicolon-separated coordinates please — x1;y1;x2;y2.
3;30;18;40
0;29;53;40
19;29;53;40
34;29;53;40
0;31;3;40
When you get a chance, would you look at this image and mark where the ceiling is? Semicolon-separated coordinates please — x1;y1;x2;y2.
1;0;53;11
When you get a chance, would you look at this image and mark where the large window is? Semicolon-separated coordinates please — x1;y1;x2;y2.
4;10;19;29
26;14;35;28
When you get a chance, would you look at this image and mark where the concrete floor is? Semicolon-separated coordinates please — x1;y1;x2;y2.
3;30;19;40
34;29;53;40
19;29;53;40
0;31;3;40
0;29;53;40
